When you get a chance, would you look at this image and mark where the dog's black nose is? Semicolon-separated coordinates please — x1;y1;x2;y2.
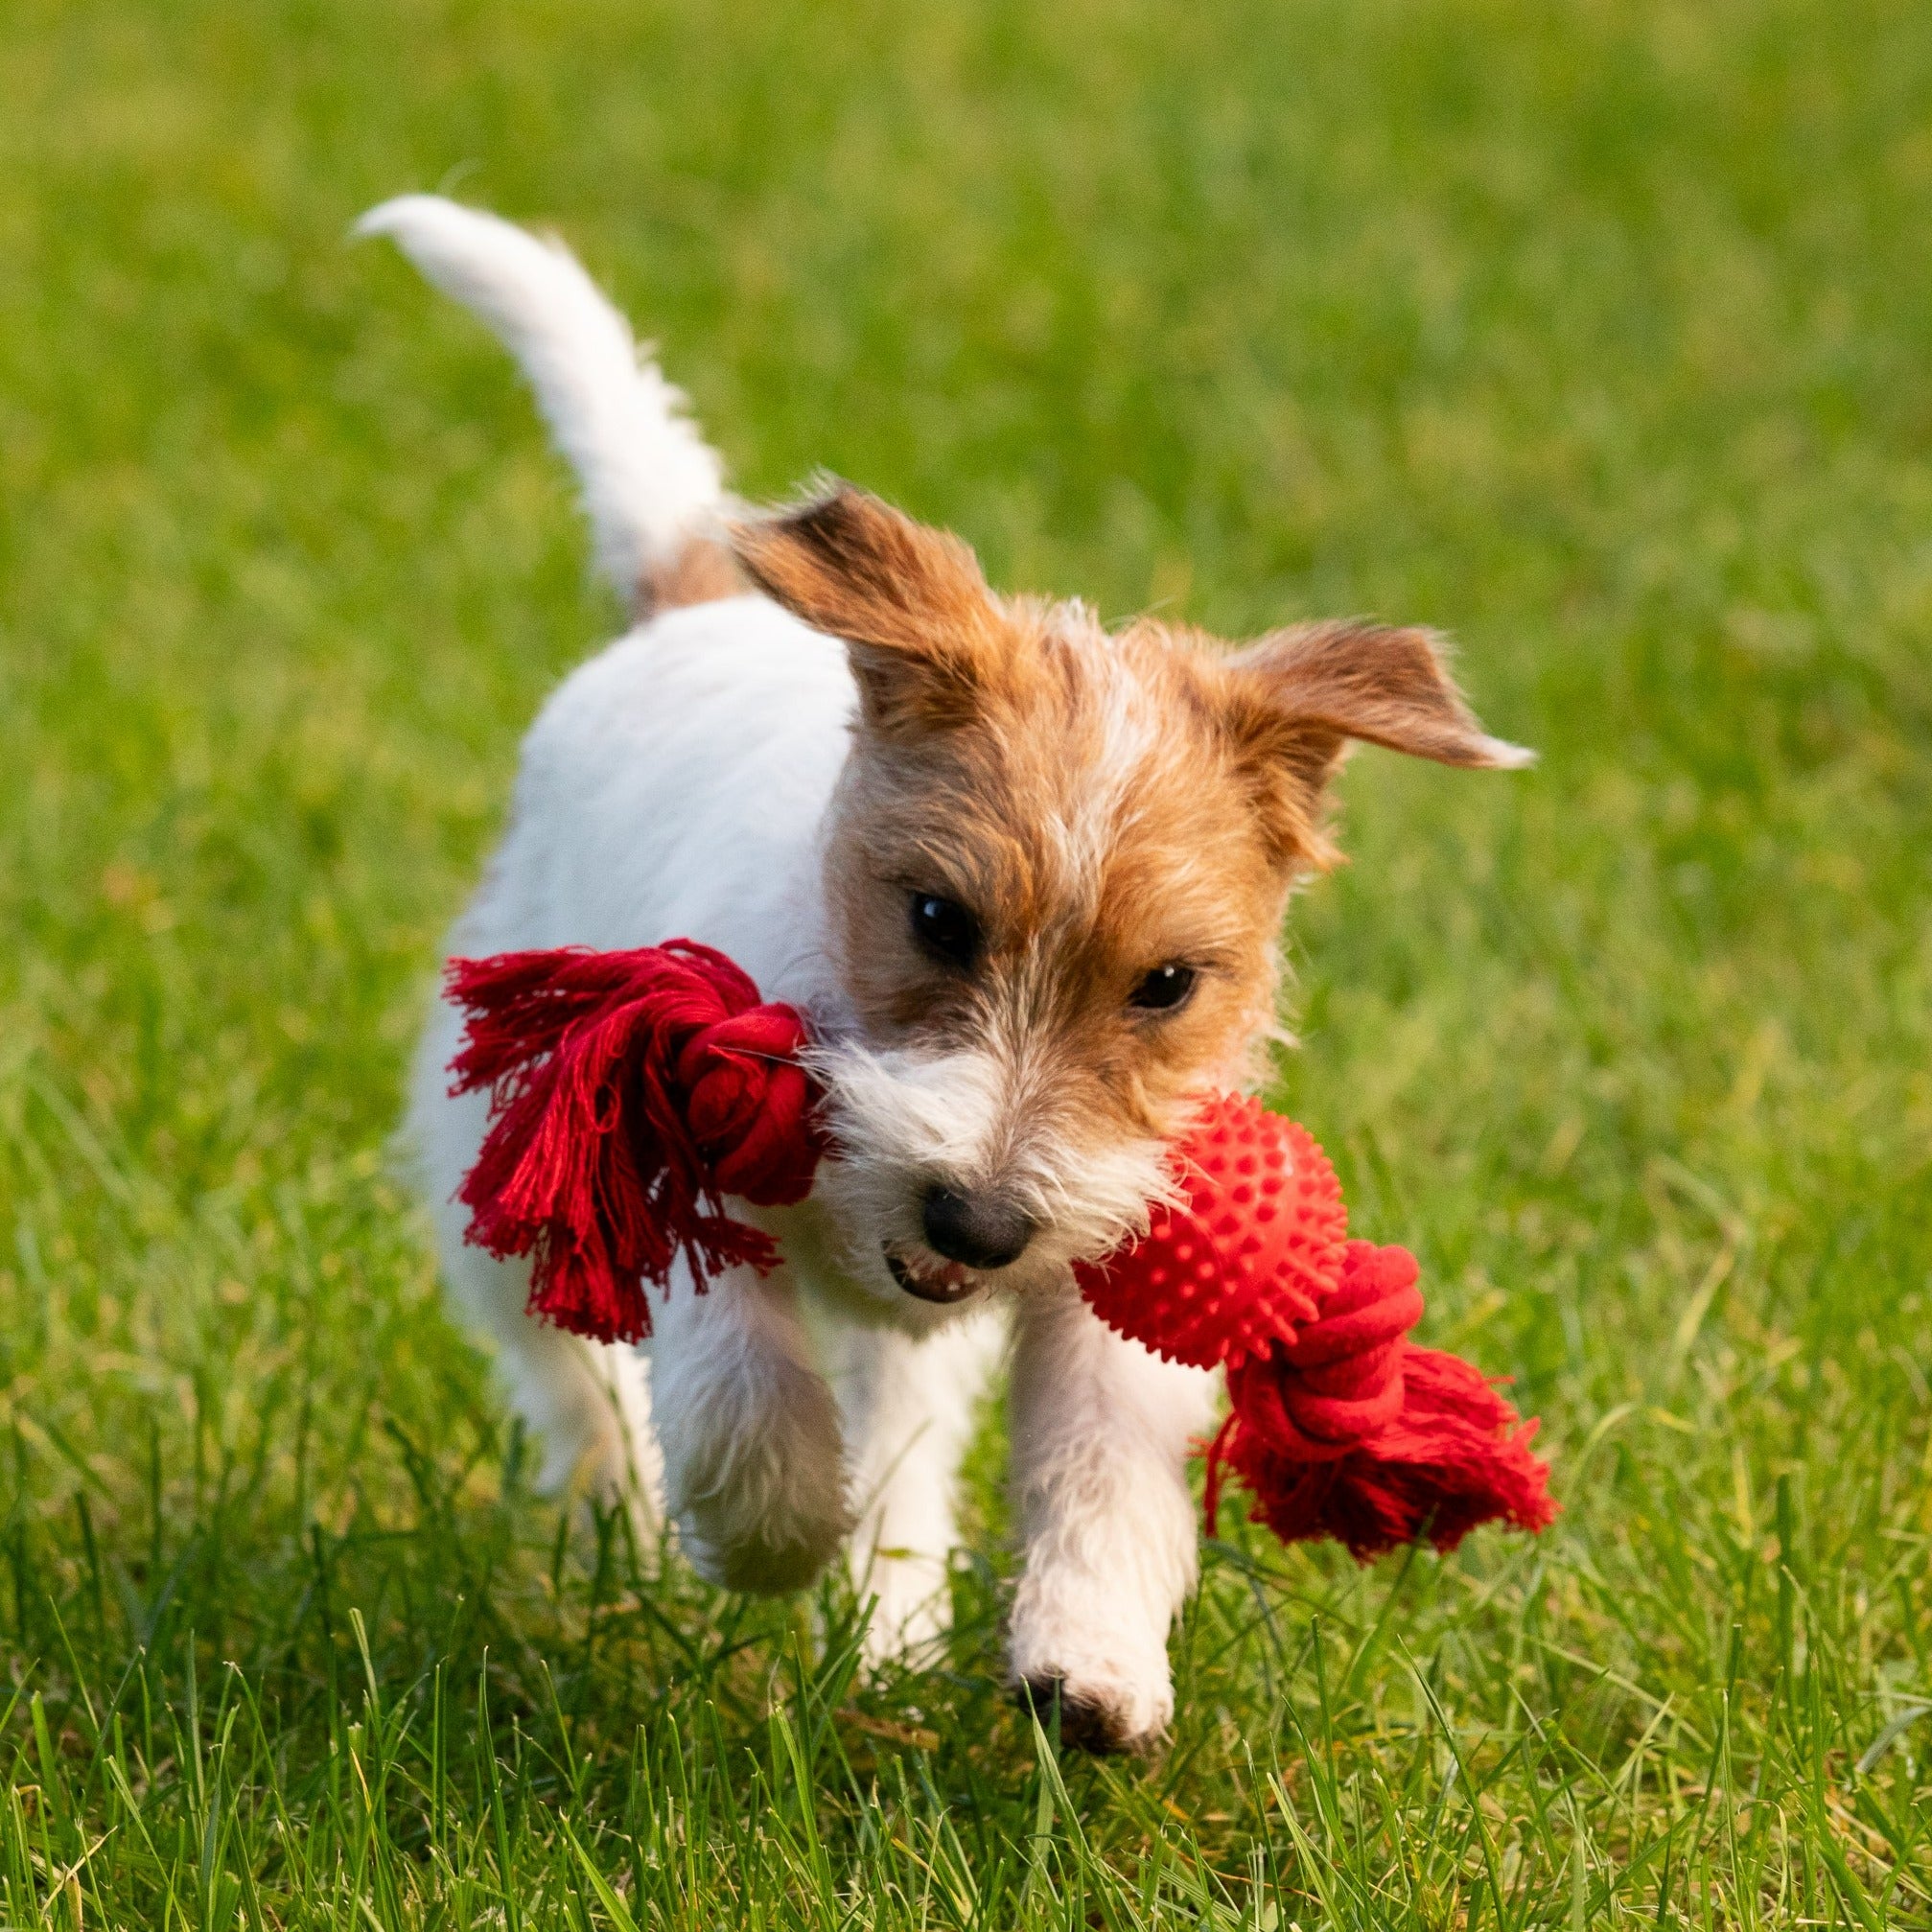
920;1186;1036;1270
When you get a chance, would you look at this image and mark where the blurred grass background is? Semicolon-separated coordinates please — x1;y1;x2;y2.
2;0;1930;1921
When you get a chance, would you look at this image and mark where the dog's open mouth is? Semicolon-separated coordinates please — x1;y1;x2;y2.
884;1245;982;1304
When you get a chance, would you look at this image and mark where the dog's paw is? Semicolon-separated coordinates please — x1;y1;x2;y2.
657;1352;852;1595
1006;1607;1175;1752
670;1450;851;1594
679;1519;839;1594
1012;1672;1170;1755
1007;1573;1177;1752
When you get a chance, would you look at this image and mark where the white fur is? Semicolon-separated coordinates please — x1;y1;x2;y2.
825;1305;1008;1662
804;1038;1175;1310
1043;630;1162;892
1009;1294;1215;1741
380;198;1211;1745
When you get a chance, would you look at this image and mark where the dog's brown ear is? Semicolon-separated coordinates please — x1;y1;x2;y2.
1223;620;1532;865
731;483;1005;733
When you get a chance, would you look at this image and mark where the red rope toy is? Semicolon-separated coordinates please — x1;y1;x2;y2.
448;942;1555;1561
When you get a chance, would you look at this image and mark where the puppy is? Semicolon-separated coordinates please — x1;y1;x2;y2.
364;197;1528;1752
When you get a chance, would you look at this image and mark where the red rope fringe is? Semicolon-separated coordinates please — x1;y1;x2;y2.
445;941;824;1342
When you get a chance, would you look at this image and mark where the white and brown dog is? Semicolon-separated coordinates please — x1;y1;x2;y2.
365;197;1527;1751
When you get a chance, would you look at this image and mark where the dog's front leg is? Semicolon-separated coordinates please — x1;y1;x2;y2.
828;1305;1007;1666
648;1264;851;1594
1006;1292;1217;1752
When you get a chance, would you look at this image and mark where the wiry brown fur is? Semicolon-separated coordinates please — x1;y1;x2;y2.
733;484;1525;1255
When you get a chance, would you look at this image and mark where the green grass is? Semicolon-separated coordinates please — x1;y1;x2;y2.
3;0;1930;1920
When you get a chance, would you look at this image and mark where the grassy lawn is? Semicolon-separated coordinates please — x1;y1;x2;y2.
4;0;1931;1920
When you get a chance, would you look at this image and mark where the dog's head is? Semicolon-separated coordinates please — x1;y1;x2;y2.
733;485;1527;1315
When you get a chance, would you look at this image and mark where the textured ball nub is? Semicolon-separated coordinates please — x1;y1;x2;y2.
1076;1092;1351;1369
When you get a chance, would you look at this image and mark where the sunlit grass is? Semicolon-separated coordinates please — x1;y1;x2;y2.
1;0;1929;1920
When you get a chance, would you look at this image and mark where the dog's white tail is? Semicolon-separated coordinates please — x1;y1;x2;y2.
356;195;726;602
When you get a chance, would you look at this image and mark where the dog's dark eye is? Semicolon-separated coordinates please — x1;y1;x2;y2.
1129;964;1197;1013
910;893;980;969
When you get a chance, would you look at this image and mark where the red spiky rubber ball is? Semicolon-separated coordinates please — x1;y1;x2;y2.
1076;1092;1351;1371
